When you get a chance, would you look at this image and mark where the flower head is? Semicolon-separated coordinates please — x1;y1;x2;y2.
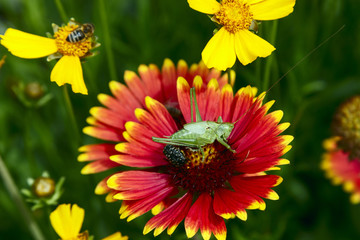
50;203;128;240
188;0;296;70
78;58;234;193
322;96;360;204
0;18;99;94
79;59;292;240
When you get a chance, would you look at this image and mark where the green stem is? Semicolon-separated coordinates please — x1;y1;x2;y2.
54;0;68;23
0;154;45;240
98;0;118;80
262;20;278;92
63;85;80;146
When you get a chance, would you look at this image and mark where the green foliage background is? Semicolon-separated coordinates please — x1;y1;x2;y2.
1;0;360;239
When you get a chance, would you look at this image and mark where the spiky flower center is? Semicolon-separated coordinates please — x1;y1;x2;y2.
215;0;253;33
332;96;360;159
167;142;235;194
54;24;92;57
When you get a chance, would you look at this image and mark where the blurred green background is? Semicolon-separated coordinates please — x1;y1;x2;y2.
1;0;360;239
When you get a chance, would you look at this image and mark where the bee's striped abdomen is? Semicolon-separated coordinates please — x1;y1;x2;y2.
66;30;85;43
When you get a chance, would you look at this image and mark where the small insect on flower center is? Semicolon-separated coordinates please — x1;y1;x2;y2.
54;24;92;57
215;0;253;33
167;142;236;194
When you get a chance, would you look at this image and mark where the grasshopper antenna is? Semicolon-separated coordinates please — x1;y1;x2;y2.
265;24;345;95
190;87;202;122
233;24;345;125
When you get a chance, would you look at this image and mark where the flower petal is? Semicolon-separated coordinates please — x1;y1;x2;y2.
202;28;236;71
50;204;84;239
185;193;226;240
0;28;57;58
234;30;275;65
213;189;260;220
50;55;88;94
250;0;296;21
101;231;128;240
144;192;193;236
187;0;221;14
231;175;283;200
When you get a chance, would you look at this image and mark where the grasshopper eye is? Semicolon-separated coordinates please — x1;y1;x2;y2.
163;145;187;167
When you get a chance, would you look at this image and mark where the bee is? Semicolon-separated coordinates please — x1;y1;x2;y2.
163;145;187;167
66;23;95;43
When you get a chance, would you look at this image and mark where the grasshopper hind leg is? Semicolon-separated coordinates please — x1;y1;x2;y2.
217;138;236;153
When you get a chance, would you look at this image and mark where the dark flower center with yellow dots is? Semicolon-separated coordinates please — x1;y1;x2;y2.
332;96;360;159
166;141;236;194
215;0;253;33
54;24;92;57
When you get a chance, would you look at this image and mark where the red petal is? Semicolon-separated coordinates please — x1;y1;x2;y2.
109;81;142;110
119;186;175;221
124;70;148;105
111;153;167;167
213;188;259;220
107;171;171;191
138;64;164;102
144;192;193;236
78;143;117;162
90;107;127;129
81;159;119;174
176;59;188;78
231;175;282;200
161;59;178;103
144;97;178;136
83;126;124;142
95;175;113;195
185;193;226;240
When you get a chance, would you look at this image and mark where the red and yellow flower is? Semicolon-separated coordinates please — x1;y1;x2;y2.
79;59;292;240
187;0;296;70
0;19;99;94
321;96;360;204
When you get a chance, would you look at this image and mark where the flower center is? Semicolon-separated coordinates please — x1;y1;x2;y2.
167;142;236;194
332;96;360;159
215;0;253;33
54;24;92;57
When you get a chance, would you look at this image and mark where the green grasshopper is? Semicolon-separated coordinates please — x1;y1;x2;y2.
152;88;236;163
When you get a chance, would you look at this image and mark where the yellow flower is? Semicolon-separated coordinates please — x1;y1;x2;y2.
50;204;128;240
188;0;296;70
0;19;99;95
50;204;86;240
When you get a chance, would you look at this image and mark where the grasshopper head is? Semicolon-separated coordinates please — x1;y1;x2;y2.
218;122;234;139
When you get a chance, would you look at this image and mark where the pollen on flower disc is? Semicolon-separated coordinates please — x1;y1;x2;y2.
332;96;360;159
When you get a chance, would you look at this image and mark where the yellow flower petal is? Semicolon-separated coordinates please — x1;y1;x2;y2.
234;30;275;65
0;28;57;58
202;27;236;71
187;0;220;14
101;232;129;240
250;0;296;20
50;204;84;239
50;55;88;95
